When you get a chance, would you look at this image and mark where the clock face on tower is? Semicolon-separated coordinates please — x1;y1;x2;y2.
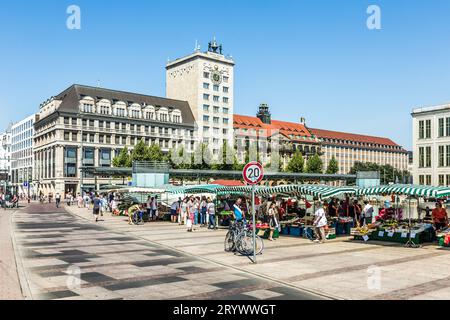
210;65;222;85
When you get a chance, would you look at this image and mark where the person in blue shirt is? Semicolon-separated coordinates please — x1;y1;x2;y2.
233;198;244;222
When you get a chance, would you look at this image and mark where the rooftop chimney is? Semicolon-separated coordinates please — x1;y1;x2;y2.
300;117;306;126
257;103;271;124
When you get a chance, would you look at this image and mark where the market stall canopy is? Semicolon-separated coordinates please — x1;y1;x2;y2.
166;184;260;196
115;187;168;194
255;184;358;199
356;184;450;198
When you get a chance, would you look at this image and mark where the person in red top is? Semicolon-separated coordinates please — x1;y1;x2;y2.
432;202;449;230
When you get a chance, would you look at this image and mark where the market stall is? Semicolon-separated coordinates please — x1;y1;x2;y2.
255;184;358;239
352;184;450;247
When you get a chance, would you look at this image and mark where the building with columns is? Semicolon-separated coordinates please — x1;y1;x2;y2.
411;103;450;186
166;38;235;157
33;84;196;195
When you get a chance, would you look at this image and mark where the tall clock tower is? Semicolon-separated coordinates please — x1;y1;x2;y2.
166;38;235;156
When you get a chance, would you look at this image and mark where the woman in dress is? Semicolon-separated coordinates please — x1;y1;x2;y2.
268;203;279;241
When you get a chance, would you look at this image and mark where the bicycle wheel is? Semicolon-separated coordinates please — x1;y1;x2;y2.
235;233;252;255
224;230;235;252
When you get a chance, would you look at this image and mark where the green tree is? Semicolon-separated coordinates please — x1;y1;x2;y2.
130;139;149;162
112;147;131;167
167;145;190;169
146;143;164;162
326;156;339;174
213;142;236;170
286;150;305;173
191;143;212;170
306;154;323;174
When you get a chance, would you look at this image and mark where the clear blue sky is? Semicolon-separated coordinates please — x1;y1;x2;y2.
1;0;450;150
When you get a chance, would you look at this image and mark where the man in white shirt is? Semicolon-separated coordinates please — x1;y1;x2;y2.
362;201;374;226
313;202;327;244
207;198;216;230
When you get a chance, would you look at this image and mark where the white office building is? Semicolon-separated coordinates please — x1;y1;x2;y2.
412;103;450;186
11;115;36;196
166;38;235;156
0;126;12;193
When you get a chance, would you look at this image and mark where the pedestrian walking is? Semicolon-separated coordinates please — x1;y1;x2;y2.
207;197;216;230
151;196;158;221
313;201;327;244
200;196;207;227
55;193;61;208
268;203;279;241
170;199;180;223
186;197;195;232
180;198;188;225
93;194;101;222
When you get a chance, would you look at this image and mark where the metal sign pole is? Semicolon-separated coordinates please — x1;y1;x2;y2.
252;184;256;264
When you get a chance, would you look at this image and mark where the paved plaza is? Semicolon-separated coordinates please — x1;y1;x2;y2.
4;203;450;300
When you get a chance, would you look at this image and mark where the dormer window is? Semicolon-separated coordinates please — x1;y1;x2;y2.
83;104;94;113
116;108;126;117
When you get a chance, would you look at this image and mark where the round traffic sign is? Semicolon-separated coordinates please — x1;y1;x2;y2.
243;162;264;185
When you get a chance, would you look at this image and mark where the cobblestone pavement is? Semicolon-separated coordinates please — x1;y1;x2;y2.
65;205;450;300
0;209;23;300
11;204;324;300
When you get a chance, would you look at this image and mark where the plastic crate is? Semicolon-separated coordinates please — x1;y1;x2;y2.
289;226;302;237
281;226;290;235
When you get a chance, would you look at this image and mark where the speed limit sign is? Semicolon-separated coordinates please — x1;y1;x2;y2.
243;162;264;185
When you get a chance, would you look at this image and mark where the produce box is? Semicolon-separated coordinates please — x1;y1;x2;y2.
439;236;450;247
289;226;302;237
281;226;290;235
370;229;422;244
257;228;279;239
326;233;336;240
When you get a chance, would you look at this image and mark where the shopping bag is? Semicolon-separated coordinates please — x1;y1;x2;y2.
186;219;192;228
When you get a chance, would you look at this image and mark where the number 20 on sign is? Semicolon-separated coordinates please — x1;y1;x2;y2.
243;162;264;185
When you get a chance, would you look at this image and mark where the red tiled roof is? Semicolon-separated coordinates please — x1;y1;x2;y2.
233;115;312;138
233;114;405;151
309;128;400;147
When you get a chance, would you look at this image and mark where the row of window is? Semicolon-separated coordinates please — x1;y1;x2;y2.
203;127;229;135
203;94;229;104
11;120;33;136
203;116;229;125
322;138;403;151
202;105;229;114
63;118;193;136
81;103;183;123
419;175;432;186
203;83;229;93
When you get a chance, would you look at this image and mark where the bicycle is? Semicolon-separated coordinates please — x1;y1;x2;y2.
132;211;145;225
225;221;264;256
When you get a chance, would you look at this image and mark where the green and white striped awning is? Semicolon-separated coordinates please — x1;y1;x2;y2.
166;184;258;196
356;184;450;198
255;185;358;199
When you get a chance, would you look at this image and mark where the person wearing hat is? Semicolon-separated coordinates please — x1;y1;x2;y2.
313;201;327;244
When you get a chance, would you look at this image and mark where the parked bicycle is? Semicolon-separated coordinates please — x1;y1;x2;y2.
224;221;264;256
